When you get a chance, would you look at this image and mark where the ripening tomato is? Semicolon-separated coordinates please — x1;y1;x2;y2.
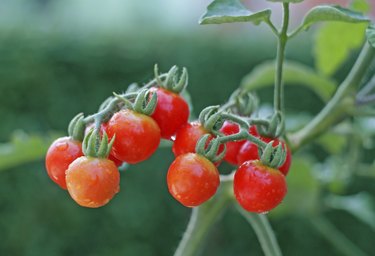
234;160;287;213
219;122;258;166
150;87;189;140
45;136;83;189
167;153;220;207
106;109;161;164
66;156;120;208
237;136;292;176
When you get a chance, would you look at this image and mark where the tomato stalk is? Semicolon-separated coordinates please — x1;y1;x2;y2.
289;43;375;151
236;205;282;256
174;175;233;256
274;3;290;115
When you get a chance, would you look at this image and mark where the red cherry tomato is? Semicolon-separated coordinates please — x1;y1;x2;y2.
167;153;220;207
106;109;161;164
150;87;189;140
172;122;208;156
172;122;224;165
85;123;123;167
66;156;120;208
45;136;83;189
234;160;287;213
237;136;292;176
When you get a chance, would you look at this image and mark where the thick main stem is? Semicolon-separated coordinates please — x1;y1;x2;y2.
237;206;282;256
174;177;233;256
289;43;375;151
274;3;289;113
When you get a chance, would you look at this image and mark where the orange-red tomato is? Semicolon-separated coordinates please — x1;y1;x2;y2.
167;153;220;207
66;157;120;208
106;109;161;164
234;160;287;213
150;87;189;140
45;136;83;189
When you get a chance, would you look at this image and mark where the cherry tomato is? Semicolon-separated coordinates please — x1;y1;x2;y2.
45;136;83;190
167;153;220;207
172;122;224;165
150;87;189;140
106;109;161;164
219;123;258;166
237;136;292;176
172;122;208;156
234;160;287;213
85;123;123;167
66;157;120;208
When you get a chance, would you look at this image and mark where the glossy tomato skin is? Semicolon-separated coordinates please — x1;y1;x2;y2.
150;87;189;140
237;136;292;176
106;109;161;164
172;122;224;166
45;137;83;189
66;156;120;208
167;153;220;207
172;122;208;156
234;160;287;213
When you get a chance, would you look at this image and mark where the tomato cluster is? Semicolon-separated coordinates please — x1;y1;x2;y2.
45;68;291;214
45;85;190;208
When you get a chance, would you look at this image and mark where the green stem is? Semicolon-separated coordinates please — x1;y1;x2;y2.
310;217;367;256
289;43;375;151
274;3;290;113
237;206;282;256
174;176;233;256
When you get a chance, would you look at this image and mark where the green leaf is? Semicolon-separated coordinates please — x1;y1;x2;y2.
301;5;369;31
270;157;320;218
325;193;375;231
366;23;375;48
199;0;271;25
240;60;337;102
0;131;59;171
314;22;368;75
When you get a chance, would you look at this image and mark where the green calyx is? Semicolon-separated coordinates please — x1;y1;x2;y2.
113;88;157;116
255;111;285;138
82;129;115;158
260;141;286;169
199;106;224;135
229;89;259;116
195;134;226;163
154;64;188;94
68;113;86;142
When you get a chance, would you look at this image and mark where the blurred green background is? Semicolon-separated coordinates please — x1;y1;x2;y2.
1;0;375;255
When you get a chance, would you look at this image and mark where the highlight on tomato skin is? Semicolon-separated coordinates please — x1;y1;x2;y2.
150;87;189;140
45;136;83;190
167;153;220;207
106;109;161;164
233;160;287;214
66;156;120;208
